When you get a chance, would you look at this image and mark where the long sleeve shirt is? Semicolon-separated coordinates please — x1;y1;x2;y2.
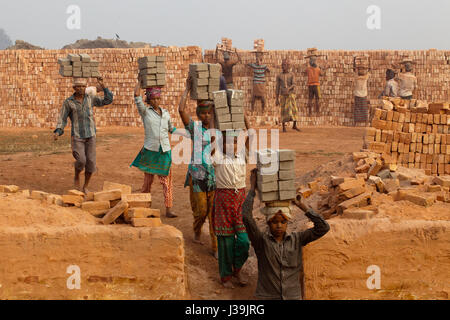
54;88;114;139
135;96;176;152
242;190;330;300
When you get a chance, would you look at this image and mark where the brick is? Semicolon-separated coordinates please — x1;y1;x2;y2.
341;185;366;199
94;189;122;202
31;190;49;200
297;188;312;199
257;173;278;183
258;180;279;192
279;180;295;191
399;191;436;207
125;208;161;222
279;160;295;170
367;159;383;176
279;190;296;200
427;185;442;192
131;217;162;228
433;176;450;187
337;192;372;214
103;181;132;195
341;208;376;220
258;191;279;202
62;195;84;207
102;200;129;224
308;181;319;193
338;178;365;192
81;201;110;216
278;170;295;181
68;189;85;197
278;149;296;161
122;193;152;208
331;176;345;186
0;185;19;193
383;179;400;193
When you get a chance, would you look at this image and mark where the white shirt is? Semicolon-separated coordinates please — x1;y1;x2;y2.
135;96;175;152
213;154;246;190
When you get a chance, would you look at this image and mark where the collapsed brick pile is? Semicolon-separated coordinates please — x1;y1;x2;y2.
0;181;162;227
367;97;450;175
297;151;450;219
0;47;449;128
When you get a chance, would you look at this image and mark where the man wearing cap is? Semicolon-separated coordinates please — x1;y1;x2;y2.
131;81;177;218
242;169;330;300
395;58;418;100
54;77;113;193
215;47;241;89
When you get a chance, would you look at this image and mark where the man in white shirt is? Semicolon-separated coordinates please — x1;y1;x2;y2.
396;58;418;100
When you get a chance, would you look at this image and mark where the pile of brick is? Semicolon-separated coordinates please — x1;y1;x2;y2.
253;39;264;52
297;151;450;218
2;181;162;228
58;53;100;78
217;38;232;51
189;63;221;100
212;90;245;130
354;54;369;68
366;97;450;175
138;56;166;88
257;149;297;202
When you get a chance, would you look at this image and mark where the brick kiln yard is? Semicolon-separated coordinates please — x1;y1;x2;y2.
0;126;449;300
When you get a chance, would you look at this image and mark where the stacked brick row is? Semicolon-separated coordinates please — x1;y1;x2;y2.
366;99;450;175
0;48;449;129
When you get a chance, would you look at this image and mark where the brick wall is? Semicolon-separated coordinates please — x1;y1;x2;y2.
0;48;449;128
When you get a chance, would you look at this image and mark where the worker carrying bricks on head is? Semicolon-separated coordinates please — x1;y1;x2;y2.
247;52;270;112
215;46;241;89
276;58;300;132
178;75;218;257
394;57;418;100
242;169;330;300
53;77;114;193
130;81;177;218
352;56;371;126
302;48;328;116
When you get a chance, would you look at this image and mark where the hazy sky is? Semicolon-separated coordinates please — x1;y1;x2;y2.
1;0;449;50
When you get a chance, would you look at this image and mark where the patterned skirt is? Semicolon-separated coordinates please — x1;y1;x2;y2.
212;188;247;236
354;96;369;123
130;146;172;176
281;93;299;122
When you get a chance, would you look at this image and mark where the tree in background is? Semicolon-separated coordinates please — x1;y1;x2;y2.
0;29;13;49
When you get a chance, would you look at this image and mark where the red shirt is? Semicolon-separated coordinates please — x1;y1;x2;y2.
306;66;321;86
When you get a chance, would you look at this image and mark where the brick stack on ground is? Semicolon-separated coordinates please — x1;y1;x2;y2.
366;97;450;175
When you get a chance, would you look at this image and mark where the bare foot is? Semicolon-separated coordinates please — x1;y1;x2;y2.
211;251;218;259
293;127;301;132
165;212;178;218
233;272;248;287
222;281;234;289
74;178;81;191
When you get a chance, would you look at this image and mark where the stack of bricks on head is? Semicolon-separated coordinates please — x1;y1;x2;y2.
213;90;245;130
367;97;450;175
189;63;221;100
217;37;233;51
58;54;100;78
257;149;296;210
138;56;166;88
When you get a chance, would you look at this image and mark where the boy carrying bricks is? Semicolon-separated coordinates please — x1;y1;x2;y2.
215;46;241;89
54;77;113;193
303;49;327;116
179;75;218;257
247;52;270;112
353;56;371;126
242;168;330;300
130;81;177;218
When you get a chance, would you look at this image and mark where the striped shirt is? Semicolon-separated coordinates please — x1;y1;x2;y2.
54;88;114;139
248;63;268;83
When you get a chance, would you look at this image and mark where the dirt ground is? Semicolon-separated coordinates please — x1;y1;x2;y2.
0;126;366;299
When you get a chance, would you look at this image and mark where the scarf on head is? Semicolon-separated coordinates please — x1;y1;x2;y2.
145;87;162;99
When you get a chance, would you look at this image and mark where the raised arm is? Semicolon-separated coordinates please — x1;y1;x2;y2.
275;75;281;106
92;77;114;107
242;169;264;251
53;100;71;140
234;48;242;64
133;80;147;117
294;196;330;246
178;76;192;126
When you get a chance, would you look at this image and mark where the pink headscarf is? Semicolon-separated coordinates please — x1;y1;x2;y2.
145;87;162;98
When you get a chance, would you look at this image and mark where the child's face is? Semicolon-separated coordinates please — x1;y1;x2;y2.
197;108;212;126
358;68;367;76
222;136;238;156
268;213;288;238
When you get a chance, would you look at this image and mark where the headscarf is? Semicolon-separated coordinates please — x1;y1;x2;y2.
196;100;214;114
260;206;292;222
73;78;87;87
145;87;162;99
